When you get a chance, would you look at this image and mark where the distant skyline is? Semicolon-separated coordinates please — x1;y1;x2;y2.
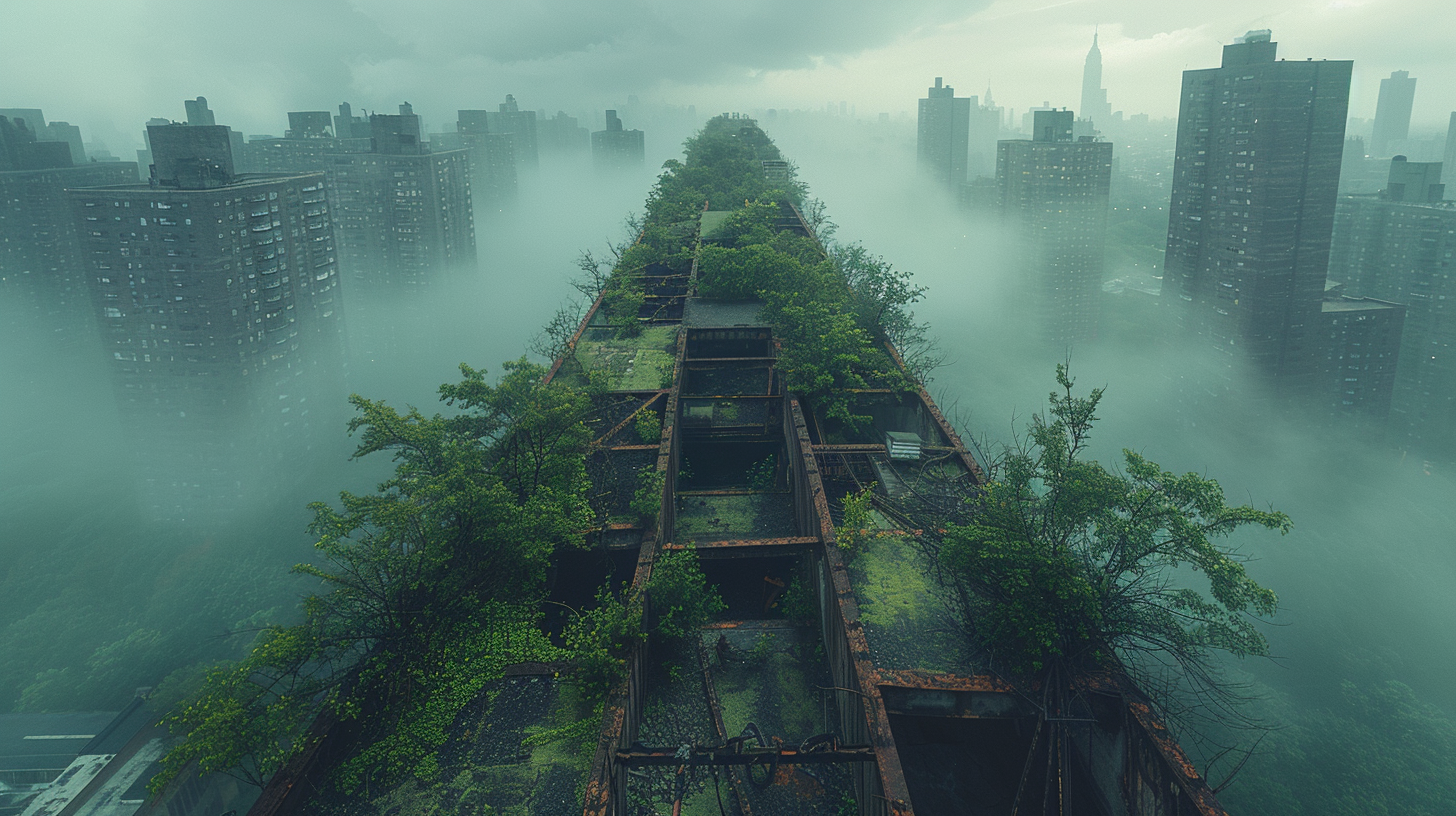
3;0;1452;152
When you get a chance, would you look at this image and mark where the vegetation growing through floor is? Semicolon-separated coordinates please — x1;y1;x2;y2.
151;359;597;798
573;115;938;430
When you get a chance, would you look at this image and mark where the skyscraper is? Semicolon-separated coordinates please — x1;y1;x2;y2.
0;116;138;344
997;109;1113;346
457;109;518;209
325;106;475;296
591;110;645;173
966;94;1001;180
1162;30;1352;401
69;124;347;519
538;111;589;154
1079;31;1113;130
1330;159;1456;456
485;94;539;170
1443;111;1456;172
1318;293;1405;426
1371;70;1417;157
916;77;970;188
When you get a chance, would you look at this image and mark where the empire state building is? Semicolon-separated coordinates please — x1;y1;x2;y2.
1080;31;1113;128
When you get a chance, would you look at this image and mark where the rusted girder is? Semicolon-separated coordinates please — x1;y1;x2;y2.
616;744;877;766
663;536;818;554
591;392;666;447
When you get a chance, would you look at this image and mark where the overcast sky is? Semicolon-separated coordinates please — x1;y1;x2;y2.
4;0;1453;150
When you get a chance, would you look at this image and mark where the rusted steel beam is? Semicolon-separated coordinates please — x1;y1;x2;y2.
701;619;812;630
788;398;915;816
1125;701;1231;816
543;288;607;387
677;488;793;497
604;443;660;452
664;536;818;551
583;335;686;816
617;745;877;766
592;393;666;447
812;444;887;453
875;669;1019;693
676;393;781;400
243;707;339;816
682;356;778;363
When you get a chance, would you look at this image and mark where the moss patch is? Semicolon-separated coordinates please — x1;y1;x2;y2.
577;326;677;392
850;535;966;673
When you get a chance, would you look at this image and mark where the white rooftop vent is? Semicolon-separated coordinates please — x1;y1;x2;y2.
885;431;923;461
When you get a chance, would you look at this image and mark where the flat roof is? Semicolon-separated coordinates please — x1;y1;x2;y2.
683;297;767;328
66;172;327;193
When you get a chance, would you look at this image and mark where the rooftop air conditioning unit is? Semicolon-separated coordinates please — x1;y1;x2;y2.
885;431;922;461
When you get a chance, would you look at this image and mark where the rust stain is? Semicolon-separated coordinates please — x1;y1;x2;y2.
875;669;1019;693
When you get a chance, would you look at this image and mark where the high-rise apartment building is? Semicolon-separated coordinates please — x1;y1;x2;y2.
1317;293;1405;426
287;111;333;139
539;111;589;154
997;109;1113;346
485;95;538;170
333;102;368;143
69;123;346;519
325;106;475;296
41;121;85;163
1080;31;1114;130
591;110;645;172
1371;70;1417;157
0;116;138;343
1330;159;1456;456
1162;30;1352;401
917;77;971;188
457;110;518;209
967;95;1001;180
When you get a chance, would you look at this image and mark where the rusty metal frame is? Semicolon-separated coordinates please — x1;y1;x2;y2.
789;397;915;816
591;391;667;447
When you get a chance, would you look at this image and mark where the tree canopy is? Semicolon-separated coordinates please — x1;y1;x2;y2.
936;365;1288;696
152;360;593;797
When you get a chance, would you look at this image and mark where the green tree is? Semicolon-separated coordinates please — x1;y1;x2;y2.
150;625;327;792
645;547;725;641
769;298;903;429
938;365;1288;686
152;363;593;797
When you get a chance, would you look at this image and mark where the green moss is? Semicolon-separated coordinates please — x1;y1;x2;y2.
576;327;677;392
851;535;958;673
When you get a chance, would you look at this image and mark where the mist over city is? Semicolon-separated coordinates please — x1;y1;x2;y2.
2;2;1454;815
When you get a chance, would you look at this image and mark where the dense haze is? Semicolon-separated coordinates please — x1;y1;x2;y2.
4;4;1456;813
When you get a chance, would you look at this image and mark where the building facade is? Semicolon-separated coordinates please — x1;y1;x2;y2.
485;95;538;170
997;109;1113;347
916;77;970;188
457;110;518;209
69;124;346;519
1330;162;1456;456
539;111;589;154
1079;32;1114;131
325;110;476;297
0;115;138;344
1161;30;1352;402
590;110;645;172
1317;294;1405;425
1371;70;1417;157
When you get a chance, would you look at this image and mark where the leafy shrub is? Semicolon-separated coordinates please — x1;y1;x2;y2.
646;548;725;641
